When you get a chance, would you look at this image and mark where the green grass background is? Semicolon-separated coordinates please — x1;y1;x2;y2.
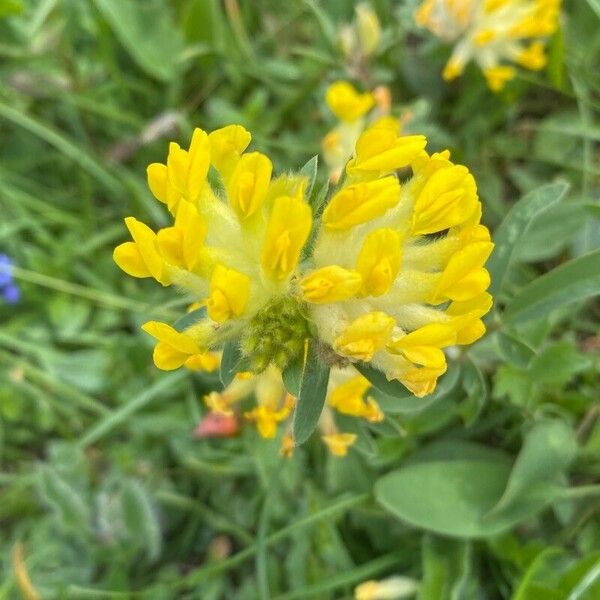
0;0;599;598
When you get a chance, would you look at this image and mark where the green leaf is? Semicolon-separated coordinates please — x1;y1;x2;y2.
292;340;330;445
484;420;577;524
371;364;461;414
299;155;319;199
585;0;600;19
282;355;303;397
182;0;225;50
493;364;535;408
220;341;243;387
173;307;207;332
495;330;537;369
512;548;572;600
38;466;91;533
121;480;162;561
420;537;476;600
528;341;592;385
504;249;600;324
459;359;487;426
0;0;22;17
487;181;569;297
355;363;413;400
92;0;184;82
517;202;589;263
375;444;512;537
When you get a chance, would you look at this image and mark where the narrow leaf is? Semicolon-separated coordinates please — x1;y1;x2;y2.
292;340;330;445
504;249;600;324
173;306;207;332
220;341;243;387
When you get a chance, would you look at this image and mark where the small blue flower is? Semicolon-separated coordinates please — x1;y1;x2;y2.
0;253;20;305
2;283;20;305
0;254;12;287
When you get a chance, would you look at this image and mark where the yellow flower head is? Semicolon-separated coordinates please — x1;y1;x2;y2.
114;126;313;372
116;120;492;423
416;0;562;90
304;120;493;397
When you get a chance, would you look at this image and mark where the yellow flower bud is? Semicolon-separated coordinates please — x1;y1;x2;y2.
348;120;427;175
483;65;516;92
387;323;456;369
516;41;547;70
113;217;171;286
141;321;206;370
355;3;381;57
300;266;362;303
334;312;395;361
207;264;251;322
326;81;375;123
429;240;494;304
261;196;312;280
227;152;273;218
412;165;479;235
356;228;402;296
166;128;211;202
208;124;252;182
322;433;357;456
322;176;400;230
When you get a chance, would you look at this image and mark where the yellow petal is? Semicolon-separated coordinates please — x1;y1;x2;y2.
412;165;479;235
387;323;456;369
207;264;251;322
356;228;402;296
153;341;189;371
348;121;426;174
141;321;202;355
261;196;312;280
147;163;168;203
322;176;400;230
156;227;183;266
483;66;516;92
322;433;357;456
300;266;362;303
186;128;211;201
334;312;395;361
113;242;151;278
208;124;252;181
124;217;171;285
329;374;371;415
166;142;189;197
227;152;273;218
430;241;494;304
174;201;207;270
326;81;375;122
185;352;221;372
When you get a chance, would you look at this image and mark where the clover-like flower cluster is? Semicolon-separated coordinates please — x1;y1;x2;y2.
114;116;493;408
415;0;561;91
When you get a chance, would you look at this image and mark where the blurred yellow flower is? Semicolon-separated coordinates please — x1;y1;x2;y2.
355;575;419;599
202;365;384;457
415;0;561;90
